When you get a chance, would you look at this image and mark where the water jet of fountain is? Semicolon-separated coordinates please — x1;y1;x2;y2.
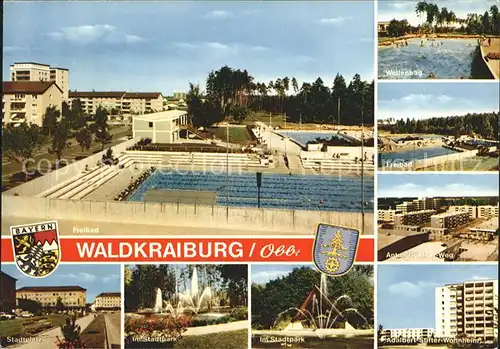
154;288;163;314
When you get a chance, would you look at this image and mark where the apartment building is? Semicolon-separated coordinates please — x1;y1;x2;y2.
0;271;17;312
394;210;436;226
477;205;499;220
378;209;397;222
16;286;87;309
173;91;187;100
449;205;477;219
69;91;163;115
94;292;121;310
10;62;69;100
381;328;435;341
431;212;470;230
396;201;417;214
2;81;64;126
435;279;498;343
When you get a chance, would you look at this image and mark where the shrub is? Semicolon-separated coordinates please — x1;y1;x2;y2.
230;307;248;321
56;316;85;349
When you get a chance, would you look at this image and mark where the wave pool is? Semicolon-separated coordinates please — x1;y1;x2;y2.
128;170;373;212
378;38;477;79
379;146;457;167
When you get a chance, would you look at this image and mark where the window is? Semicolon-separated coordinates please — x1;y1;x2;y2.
149;122;153;128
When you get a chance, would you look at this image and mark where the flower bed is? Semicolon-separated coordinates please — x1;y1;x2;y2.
125;315;190;346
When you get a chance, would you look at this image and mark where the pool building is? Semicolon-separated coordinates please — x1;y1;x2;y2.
132;110;189;143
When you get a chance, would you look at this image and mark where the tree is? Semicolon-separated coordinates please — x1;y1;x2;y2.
42;105;60;137
2;123;44;179
219;265;248;307
48;120;70;161
75;127;93;152
415;1;429;27
89;107;111;150
17;298;42;315
56;297;65;312
387;19;410;37
66;99;87;130
230;104;250;124
57;316;84;349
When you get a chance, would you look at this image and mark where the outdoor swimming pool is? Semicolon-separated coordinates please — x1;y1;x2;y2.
278;131;351;147
128;170;374;212
378;38;477;79
379;146;457;167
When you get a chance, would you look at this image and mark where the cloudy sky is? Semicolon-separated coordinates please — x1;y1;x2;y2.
3;1;374;94
378;0;498;26
378;264;498;328
378;173;499;198
378;82;499;120
1;264;121;303
251;264;310;285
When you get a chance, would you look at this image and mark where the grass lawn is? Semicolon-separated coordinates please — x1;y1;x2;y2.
174;329;248;349
208;127;253;145
81;314;106;349
0;314;69;338
243;112;285;127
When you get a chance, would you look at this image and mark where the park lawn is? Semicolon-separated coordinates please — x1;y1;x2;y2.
0;314;69;338
174;329;248;349
80;314;106;349
208;127;253;145
244;112;286;127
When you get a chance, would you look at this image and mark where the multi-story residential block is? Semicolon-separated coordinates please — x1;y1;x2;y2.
2;81;64;126
133;110;188;143
396;201;417;214
449;205;477;219
69;91;163;115
394;210;436;226
381;328;435;341
378;209;397;222
0;271;17;312
477;205;499;219
94;292;121;310
431;212;470;230
173;92;187;100
10;62;69;100
16;286;87;309
435;279;498;343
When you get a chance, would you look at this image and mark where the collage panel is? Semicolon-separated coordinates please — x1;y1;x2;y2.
251;264;374;348
377;82;499;172
124;264;248;349
378;1;500;80
377;173;499;262
0;264;122;349
377;264;498;349
2;0;375;237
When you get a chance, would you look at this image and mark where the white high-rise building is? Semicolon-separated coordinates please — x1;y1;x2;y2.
435;279;498;342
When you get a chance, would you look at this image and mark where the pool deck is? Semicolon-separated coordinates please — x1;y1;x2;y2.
480;38;500;79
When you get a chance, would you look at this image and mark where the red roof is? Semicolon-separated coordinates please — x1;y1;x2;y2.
123;92;162;99
69;91;125;98
2;81;63;94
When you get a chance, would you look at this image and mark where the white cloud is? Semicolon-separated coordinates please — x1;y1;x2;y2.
471;275;491;281
205;41;231;50
379;181;499;198
204;10;233;19
317;16;353;26
388;281;437;297
60;272;97;282
172;41;269;55
378;93;498;120
46;24;144;44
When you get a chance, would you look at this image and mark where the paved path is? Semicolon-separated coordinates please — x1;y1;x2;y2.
104;313;121;349
480;37;500;79
184;320;248;336
253;122;302;156
13;315;94;349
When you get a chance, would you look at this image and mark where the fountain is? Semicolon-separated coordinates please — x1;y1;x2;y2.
258;273;373;340
154;288;163;314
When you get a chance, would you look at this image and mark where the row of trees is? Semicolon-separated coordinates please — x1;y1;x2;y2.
187;66;374;127
2;103;112;179
124;264;248;312
251;266;373;329
415;2;500;35
380;112;498;140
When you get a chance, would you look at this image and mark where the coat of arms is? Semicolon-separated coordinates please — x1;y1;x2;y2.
10;221;61;278
313;224;359;276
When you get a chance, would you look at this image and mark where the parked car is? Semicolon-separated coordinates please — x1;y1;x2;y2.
0;312;16;320
20;312;34;318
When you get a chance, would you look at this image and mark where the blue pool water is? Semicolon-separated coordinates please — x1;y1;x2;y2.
278;131;349;147
379;146;457;167
379;38;477;79
128;170;373;212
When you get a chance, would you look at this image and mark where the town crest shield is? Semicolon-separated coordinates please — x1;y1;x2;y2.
10;221;61;278
313;224;359;276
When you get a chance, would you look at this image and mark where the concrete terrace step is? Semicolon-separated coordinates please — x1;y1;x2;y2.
71;169;121;200
57;166;117;199
43;166;110;199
